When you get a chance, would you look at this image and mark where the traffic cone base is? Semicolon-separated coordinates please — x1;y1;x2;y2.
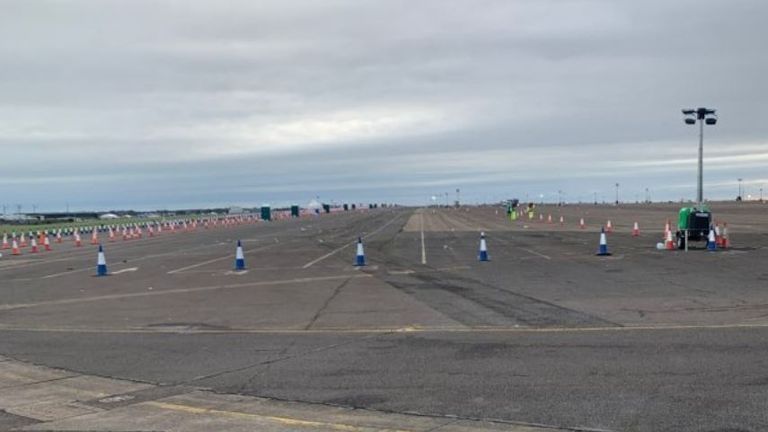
355;238;366;266
235;240;246;271
96;245;108;276
596;228;611;256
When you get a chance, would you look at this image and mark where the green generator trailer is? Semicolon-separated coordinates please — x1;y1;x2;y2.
675;206;712;249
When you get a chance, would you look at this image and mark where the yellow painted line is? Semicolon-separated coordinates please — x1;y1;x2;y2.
2;321;768;335
145;401;413;432
0;274;373;312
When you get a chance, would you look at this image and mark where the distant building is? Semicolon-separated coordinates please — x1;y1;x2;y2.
0;214;37;222
228;206;244;215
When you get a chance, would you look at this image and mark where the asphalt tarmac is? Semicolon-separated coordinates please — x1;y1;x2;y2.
1;204;767;431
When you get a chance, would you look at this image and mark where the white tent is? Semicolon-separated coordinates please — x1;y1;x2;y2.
306;199;322;210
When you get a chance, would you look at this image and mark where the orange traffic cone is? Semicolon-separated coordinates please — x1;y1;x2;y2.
559;215;564;225
721;223;730;249
44;235;51;251
606;220;613;233
579;218;585;229
30;238;39;253
91;228;99;245
632;222;640;237
1;233;8;250
11;239;21;255
547;214;552;224
665;229;675;250
56;230;62;243
74;231;82;247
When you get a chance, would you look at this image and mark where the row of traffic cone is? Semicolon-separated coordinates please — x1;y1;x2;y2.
88;222;730;278
0;215;277;257
524;214;647;237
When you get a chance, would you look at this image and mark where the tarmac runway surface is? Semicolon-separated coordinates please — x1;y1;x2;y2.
1;204;767;432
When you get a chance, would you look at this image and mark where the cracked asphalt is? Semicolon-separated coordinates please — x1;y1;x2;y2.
1;204;768;431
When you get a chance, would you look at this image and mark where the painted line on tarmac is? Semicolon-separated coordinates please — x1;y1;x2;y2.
420;211;427;265
519;247;552;260
12;240;244;279
40;267;97;279
440;210;483;232
387;266;470;275
167;243;278;274
111;267;139;274
302;213;404;269
1;227;291;274
145;401;412;432
0;274;373;312
3;321;768;335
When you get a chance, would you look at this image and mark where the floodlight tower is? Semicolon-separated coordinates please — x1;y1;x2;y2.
682;107;717;207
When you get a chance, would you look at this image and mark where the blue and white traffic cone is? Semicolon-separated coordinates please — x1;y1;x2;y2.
354;237;366;266
478;232;489;261
96;244;108;276
707;227;717;251
234;240;246;270
596;227;611;256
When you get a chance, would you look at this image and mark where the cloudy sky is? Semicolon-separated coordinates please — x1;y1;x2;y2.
1;0;767;211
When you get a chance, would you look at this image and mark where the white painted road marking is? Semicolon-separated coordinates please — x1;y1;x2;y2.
302;213;403;269
40;267;93;279
520;247;552;260
111;267;138;274
167;244;277;274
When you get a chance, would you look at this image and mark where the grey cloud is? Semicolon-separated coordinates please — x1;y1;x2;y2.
1;0;767;211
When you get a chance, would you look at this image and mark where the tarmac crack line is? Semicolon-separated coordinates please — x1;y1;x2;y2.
186;332;392;385
304;277;353;330
0;373;81;390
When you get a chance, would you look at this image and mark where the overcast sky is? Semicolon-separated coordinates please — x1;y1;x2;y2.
1;0;767;211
